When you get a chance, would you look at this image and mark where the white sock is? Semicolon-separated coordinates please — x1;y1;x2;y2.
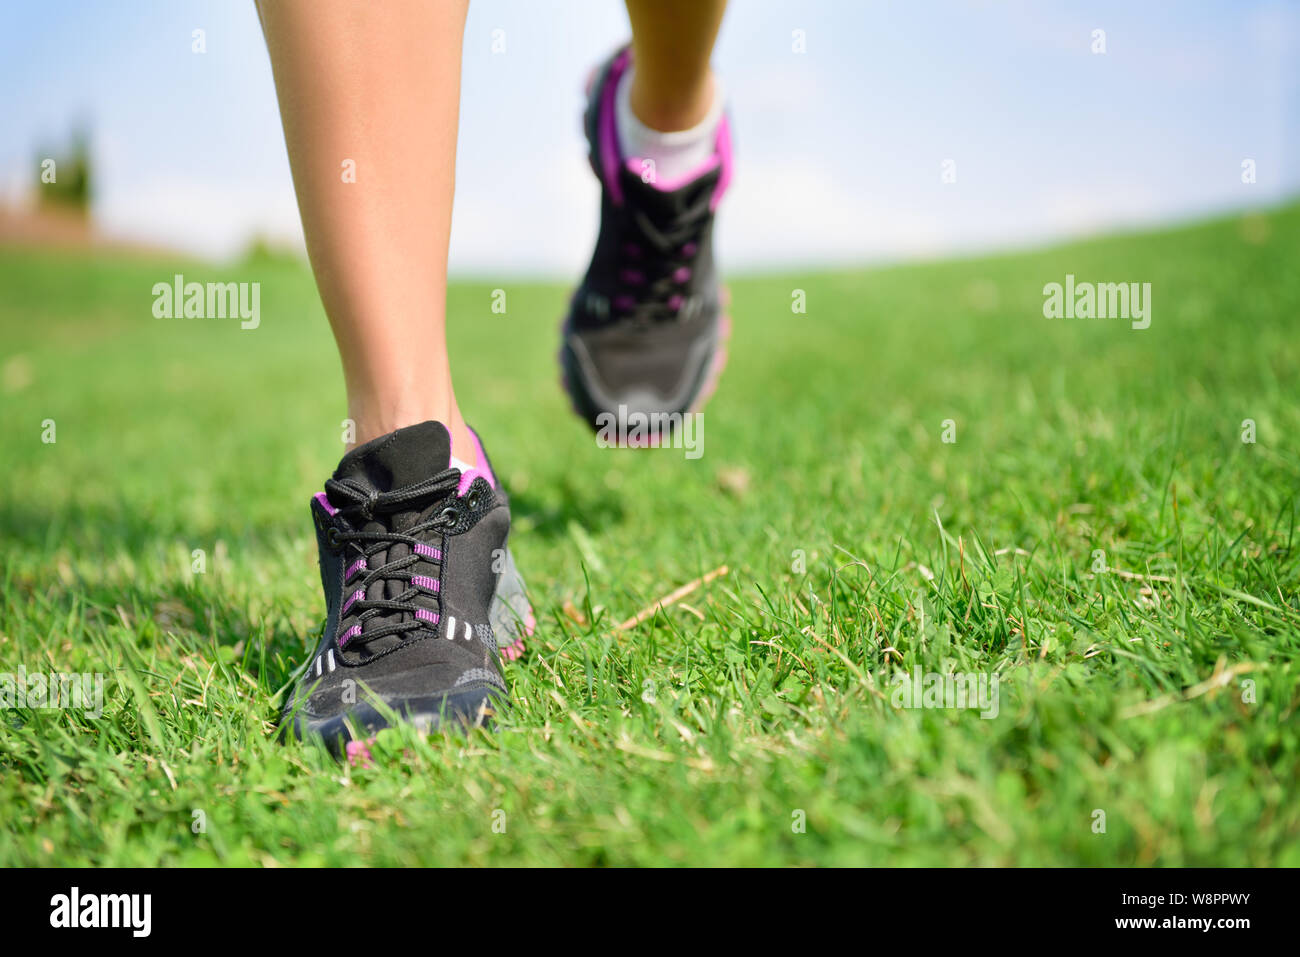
615;65;724;186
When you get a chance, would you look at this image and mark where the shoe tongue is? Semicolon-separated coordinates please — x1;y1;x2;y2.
329;421;453;658
332;421;452;496
621;163;719;227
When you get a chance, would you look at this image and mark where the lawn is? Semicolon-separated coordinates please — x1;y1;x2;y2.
1;202;1297;866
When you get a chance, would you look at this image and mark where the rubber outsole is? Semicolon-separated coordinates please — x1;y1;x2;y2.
283;683;505;757
558;297;732;438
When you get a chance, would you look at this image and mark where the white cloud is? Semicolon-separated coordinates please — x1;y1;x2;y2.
95;174;303;261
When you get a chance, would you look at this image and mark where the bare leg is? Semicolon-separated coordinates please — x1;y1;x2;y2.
257;0;474;459
624;0;727;131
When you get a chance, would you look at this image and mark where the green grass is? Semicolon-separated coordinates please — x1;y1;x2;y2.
1;204;1298;866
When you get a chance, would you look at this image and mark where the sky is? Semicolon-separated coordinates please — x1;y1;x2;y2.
1;0;1296;275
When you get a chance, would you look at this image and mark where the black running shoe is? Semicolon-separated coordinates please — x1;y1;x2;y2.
561;45;734;439
280;420;531;753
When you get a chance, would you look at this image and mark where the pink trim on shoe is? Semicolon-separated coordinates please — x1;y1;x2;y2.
623;155;723;193
454;429;499;496
338;623;362;649
313;491;339;516
710;114;733;211
503;605;535;661
341;588;365;616
458;469;492;495
457;469;490;495
598;47;633;206
616;108;732;203
452;426;498;496
466;429;496;488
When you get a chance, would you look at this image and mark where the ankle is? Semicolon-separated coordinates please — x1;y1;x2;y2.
446;417;477;470
627;68;717;133
617;66;723;185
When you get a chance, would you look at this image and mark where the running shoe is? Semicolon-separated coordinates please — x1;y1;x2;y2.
561;45;734;438
281;420;531;752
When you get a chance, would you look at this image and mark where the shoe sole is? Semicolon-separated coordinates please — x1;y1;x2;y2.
489;543;534;661
285;683;506;757
281;546;532;756
557;291;732;436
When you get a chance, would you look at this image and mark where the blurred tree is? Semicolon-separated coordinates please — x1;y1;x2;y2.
37;125;93;217
241;233;305;266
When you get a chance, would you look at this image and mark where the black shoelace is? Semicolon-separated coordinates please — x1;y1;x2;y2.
612;193;712;325
323;469;461;647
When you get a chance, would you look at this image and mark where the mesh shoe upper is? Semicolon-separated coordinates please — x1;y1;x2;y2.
282;421;510;744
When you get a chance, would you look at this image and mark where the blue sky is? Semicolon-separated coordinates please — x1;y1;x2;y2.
1;1;1296;274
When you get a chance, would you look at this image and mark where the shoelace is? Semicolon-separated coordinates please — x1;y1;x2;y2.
323;469;462;648
611;192;712;325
